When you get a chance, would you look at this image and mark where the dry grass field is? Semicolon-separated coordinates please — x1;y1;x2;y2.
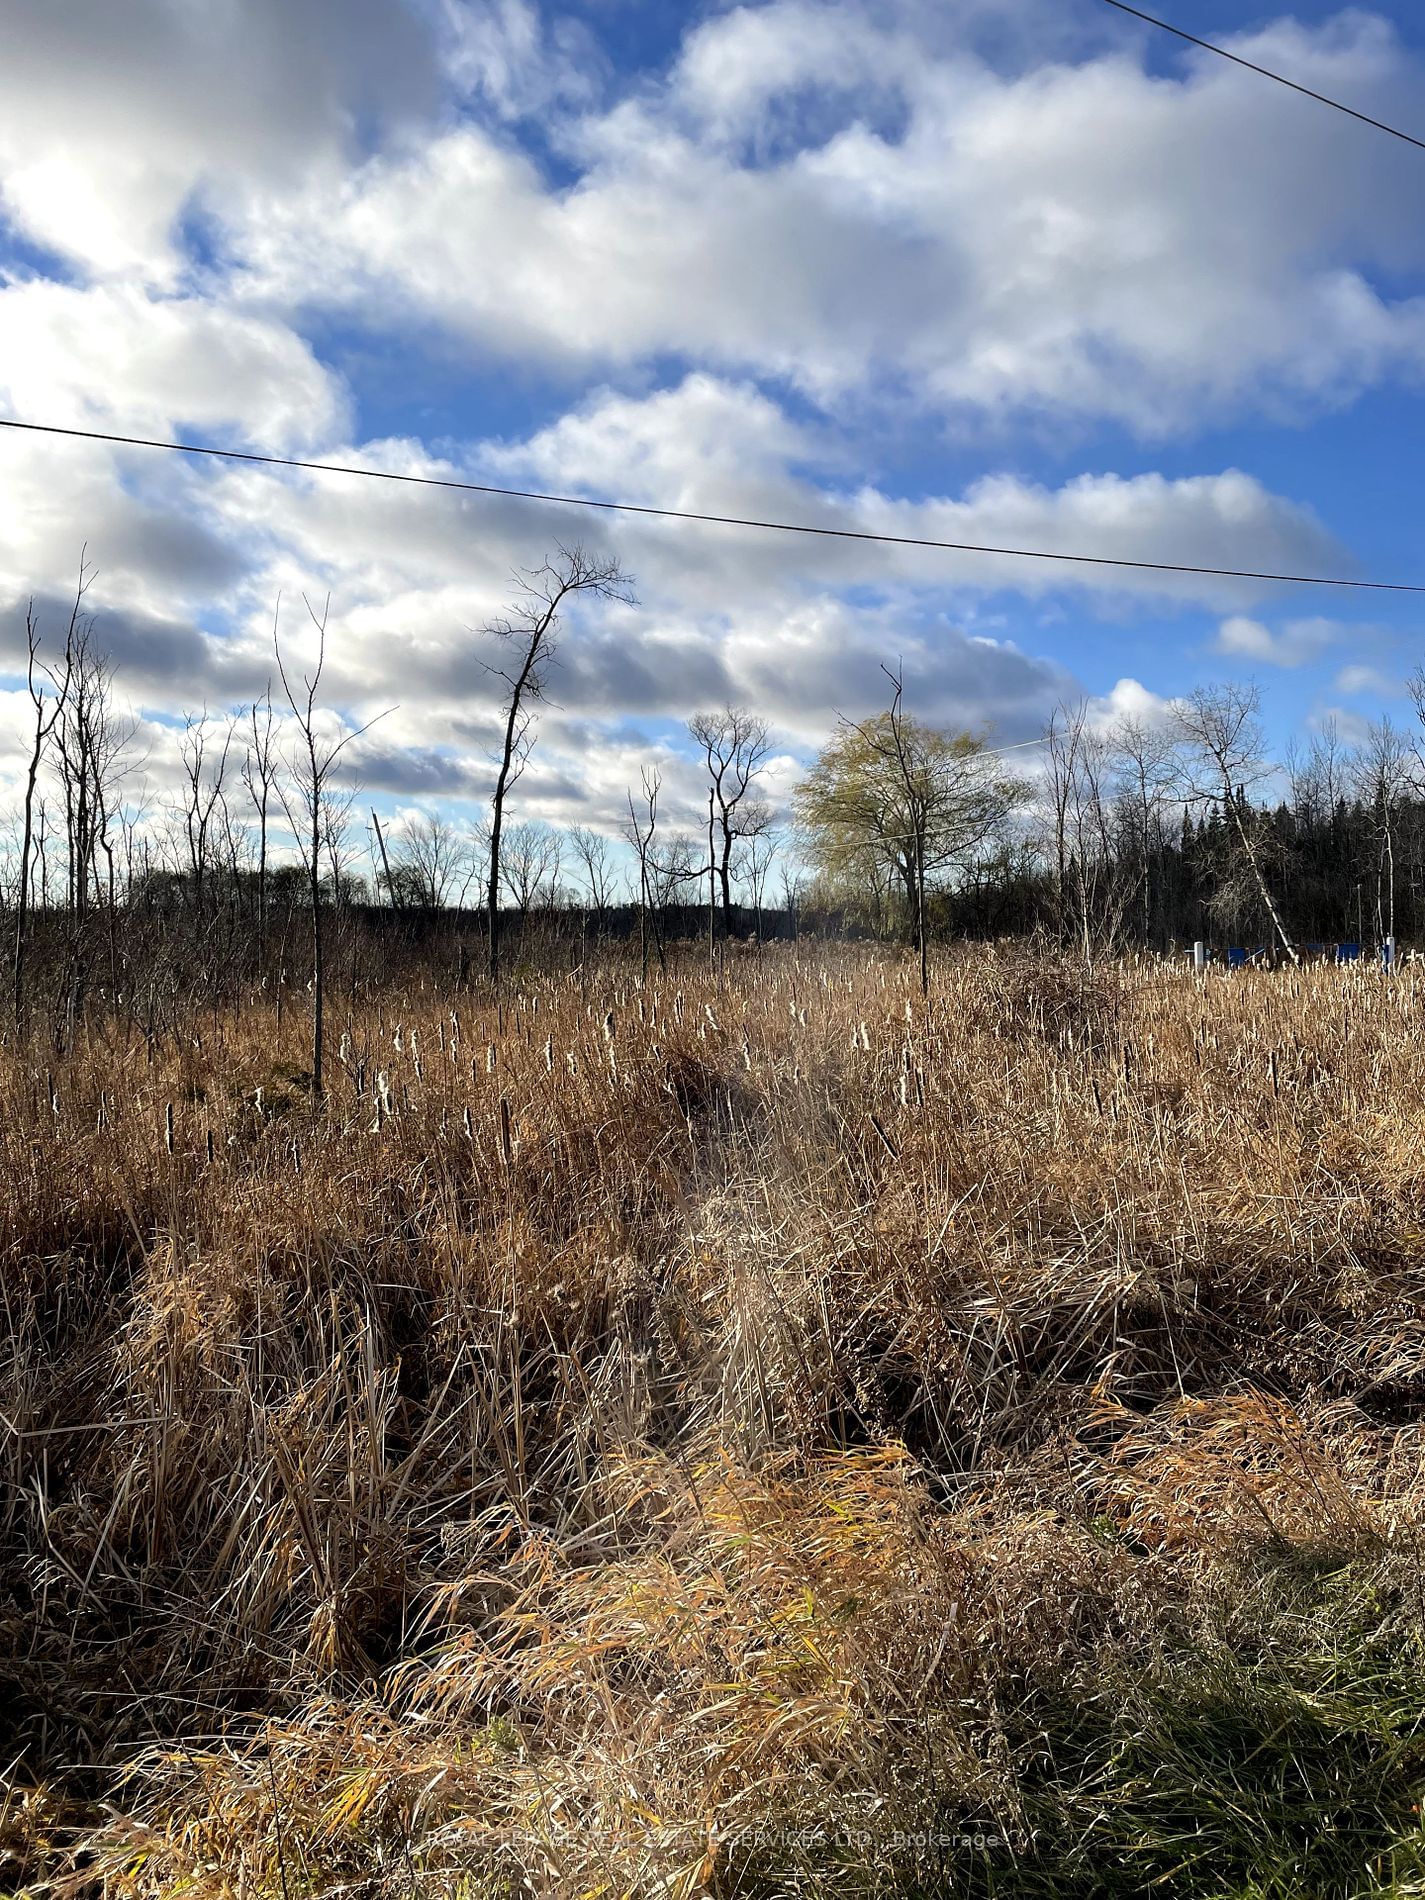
7;944;1425;1897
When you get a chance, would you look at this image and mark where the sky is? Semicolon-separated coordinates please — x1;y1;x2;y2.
2;0;1425;851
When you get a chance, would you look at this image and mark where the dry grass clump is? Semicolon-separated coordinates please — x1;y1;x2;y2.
6;945;1425;1896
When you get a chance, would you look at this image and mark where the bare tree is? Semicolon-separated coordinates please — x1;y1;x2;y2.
177;710;235;917
650;831;705;944
322;785;361;905
778;858;804;944
1043;704;1075;939
499;819;564;913
1285;717;1359;912
274;596;386;1100
623;767;661;978
1174;682;1297;964
50;611;141;1023
1043;701;1131;963
52;623;126;916
390;811;468;908
454;819;489;914
1311;716;1350;818
214;764;249;914
1111;710;1179;947
1408;667;1425;771
688;706;771;940
483;546;632;983
34;798;50;913
242;683;279;959
13;581;77;1023
1355;716;1412;947
740;815;779;943
568;825;616;927
370;808;400;908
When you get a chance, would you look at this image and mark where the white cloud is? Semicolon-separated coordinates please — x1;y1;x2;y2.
1308;704;1375;748
858;471;1341;607
671;0;922;142
1215;614;1337;666
1086;677;1178;730
1335;662;1399;697
0;279;347;449
0;1;1404;830
493;373;814;510
210;5;1425;433
0;374;1351;760
5;2;1423;436
479;377;1346;612
437;0;602;118
0;0;440;281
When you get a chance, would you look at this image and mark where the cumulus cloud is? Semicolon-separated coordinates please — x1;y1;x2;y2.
857;472;1342;608
671;0;925;145
6;2;1425;433
0;0;440;280
0;433;252;625
210;3;1425;432
480;378;1347;612
0;1;1402;833
437;0;604;118
493;374;814;513
0;279;347;448
1085;676;1179;730
0;373;1355;772
1215;614;1338;666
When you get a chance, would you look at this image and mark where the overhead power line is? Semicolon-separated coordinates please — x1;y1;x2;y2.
1100;0;1425;153
2;413;1422;594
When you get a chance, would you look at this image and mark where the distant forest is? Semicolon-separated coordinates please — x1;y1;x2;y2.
944;789;1421;953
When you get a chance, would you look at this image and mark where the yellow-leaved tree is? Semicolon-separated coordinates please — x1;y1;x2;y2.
792;672;1028;988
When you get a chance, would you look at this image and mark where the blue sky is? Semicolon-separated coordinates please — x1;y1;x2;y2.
2;0;1425;846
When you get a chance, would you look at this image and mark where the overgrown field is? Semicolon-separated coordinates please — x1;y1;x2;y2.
7;946;1425;1897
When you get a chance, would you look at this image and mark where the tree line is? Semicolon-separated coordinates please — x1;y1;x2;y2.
5;543;1422;1072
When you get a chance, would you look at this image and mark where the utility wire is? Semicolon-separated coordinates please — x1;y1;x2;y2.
1100;0;1425;153
1;415;1421;595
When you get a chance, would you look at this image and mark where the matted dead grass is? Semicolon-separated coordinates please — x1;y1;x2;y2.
6;945;1425;1896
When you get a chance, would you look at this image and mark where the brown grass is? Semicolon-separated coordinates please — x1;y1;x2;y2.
6;944;1425;1896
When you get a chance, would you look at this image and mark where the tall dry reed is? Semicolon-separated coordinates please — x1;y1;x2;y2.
5;946;1425;1896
